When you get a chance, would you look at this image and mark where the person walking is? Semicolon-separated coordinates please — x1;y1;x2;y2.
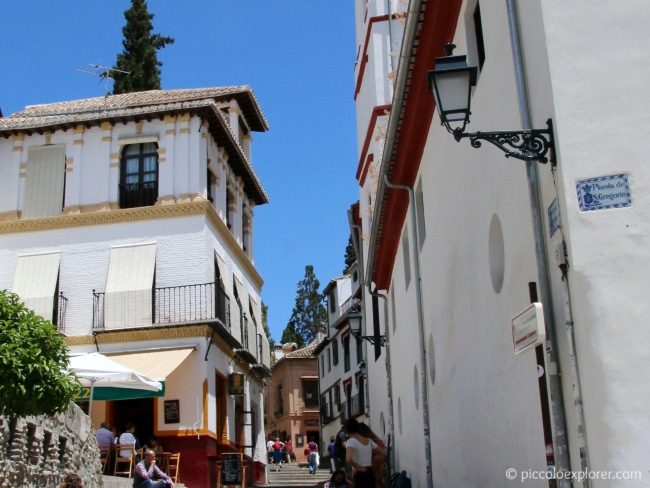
266;438;275;464
343;418;384;488
285;438;294;463
307;437;319;475
272;437;284;472
327;436;337;473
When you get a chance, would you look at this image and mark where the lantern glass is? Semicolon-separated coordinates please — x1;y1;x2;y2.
428;53;477;132
347;310;363;336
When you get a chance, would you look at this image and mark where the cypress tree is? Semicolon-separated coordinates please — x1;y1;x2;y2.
281;265;327;347
343;234;356;273
112;0;174;94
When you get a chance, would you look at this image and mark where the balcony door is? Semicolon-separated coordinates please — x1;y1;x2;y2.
120;142;158;208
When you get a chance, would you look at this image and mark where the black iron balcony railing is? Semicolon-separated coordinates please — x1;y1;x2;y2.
54;292;68;333
320;402;336;424
92;281;230;331
119;181;158;209
240;314;249;350
340;393;365;422
274;408;284;418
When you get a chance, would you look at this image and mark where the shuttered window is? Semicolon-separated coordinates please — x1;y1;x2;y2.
104;243;156;329
12;252;61;321
23;146;66;219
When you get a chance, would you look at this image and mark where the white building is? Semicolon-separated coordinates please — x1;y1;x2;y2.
353;1;650;487
0;87;273;487
315;265;368;460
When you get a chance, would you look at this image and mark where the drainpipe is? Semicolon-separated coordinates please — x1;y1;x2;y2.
382;175;433;488
505;0;578;484
349;209;396;483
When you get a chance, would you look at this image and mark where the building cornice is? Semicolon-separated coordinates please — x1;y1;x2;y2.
64;325;210;346
0;199;264;288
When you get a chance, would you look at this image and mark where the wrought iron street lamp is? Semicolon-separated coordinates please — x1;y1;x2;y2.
427;43;556;165
348;309;386;347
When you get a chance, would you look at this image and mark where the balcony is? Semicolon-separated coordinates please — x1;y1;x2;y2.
92;281;230;331
339;394;365;421
320;403;336;425
54;292;68;334
119;181;158;209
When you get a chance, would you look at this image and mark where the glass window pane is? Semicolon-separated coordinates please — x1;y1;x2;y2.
142;143;157;153
143;156;157;172
125;159;139;174
123;144;140;156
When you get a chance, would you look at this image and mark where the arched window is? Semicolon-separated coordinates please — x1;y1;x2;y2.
119;142;158;208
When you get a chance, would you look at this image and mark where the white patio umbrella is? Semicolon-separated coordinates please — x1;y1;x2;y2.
68;352;162;417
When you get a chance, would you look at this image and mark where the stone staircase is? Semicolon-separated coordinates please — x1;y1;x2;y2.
262;462;331;487
103;475;186;488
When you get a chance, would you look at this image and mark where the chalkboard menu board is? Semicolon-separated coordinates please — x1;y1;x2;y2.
221;452;243;485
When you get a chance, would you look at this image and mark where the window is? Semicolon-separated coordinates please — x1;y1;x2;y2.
343;335;351;372
329;289;336;313
226;187;235;230
473;2;486;70
327;348;331;373
120;143;158;208
242;210;251;255
321;355;325;378
334;383;341;408
207;167;216;203
275;384;284;417
23;146;66;219
356;335;363;365
416;178;426;249
332;338;339;365
302;380;319;410
402;227;411;289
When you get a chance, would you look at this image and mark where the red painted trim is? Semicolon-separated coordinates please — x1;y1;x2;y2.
373;0;463;289
354;15;390;100
359;154;374;187
342;377;353;388
356;104;391;182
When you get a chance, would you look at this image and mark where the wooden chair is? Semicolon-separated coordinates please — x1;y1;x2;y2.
114;444;135;478
167;452;180;483
98;445;111;474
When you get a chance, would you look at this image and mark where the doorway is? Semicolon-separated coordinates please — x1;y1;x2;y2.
110;398;154;447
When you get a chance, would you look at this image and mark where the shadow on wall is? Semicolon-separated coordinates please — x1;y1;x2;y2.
0;402;102;487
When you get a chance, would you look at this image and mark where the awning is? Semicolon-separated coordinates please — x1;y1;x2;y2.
107;347;195;382
104;243;156;329
79;348;194;402
13;251;60;321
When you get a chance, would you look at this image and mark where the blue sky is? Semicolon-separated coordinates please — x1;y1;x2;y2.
1;1;358;342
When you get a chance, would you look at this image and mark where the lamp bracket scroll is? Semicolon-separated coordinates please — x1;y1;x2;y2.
453;119;556;165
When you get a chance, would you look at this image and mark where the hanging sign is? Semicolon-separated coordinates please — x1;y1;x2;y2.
228;373;245;396
512;302;545;355
576;173;631;211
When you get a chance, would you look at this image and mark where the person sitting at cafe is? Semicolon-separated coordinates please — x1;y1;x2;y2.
133;449;175;488
118;422;140;458
147;437;164;455
96;422;114;448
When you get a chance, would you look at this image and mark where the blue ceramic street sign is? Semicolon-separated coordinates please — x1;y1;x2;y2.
547;198;560;236
576;173;631;212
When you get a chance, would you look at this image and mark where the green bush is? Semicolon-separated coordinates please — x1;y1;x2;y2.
0;290;79;416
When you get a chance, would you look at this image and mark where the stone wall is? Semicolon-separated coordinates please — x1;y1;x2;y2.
0;402;102;487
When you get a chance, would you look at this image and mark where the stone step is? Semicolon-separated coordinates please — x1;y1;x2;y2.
102;475;186;488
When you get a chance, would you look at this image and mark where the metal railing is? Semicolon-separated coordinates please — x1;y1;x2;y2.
119;181;158;209
92;281;230;331
54;292;68;333
240;314;249;349
320;402;337;424
340;394;365;421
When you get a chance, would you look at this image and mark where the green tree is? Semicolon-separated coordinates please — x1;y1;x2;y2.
0;290;79;417
112;0;174;94
280;321;302;348
343;234;356;273
281;265;327;347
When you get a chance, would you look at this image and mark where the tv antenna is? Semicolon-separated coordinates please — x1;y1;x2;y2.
75;64;130;99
